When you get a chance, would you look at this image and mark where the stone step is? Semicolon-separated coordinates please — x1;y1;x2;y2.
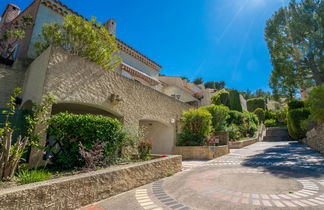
263;127;292;141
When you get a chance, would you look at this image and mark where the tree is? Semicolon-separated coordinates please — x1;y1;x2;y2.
265;0;324;99
204;81;225;90
35;14;121;70
193;77;203;85
0;15;33;60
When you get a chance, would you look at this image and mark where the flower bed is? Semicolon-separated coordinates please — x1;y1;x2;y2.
0;155;181;210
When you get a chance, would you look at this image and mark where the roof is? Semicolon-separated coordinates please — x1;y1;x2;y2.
40;0;162;71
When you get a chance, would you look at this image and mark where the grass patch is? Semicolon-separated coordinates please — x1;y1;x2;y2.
16;169;52;185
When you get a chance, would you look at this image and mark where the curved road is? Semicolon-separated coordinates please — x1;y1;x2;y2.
81;141;324;210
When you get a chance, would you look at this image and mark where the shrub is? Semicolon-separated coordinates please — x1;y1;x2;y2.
254;108;265;122
227;111;258;139
16;169;52;185
200;105;229;131
211;90;230;107
228;124;240;141
305;84;324;124
79;141;107;170
264;119;277;127
247;98;266;112
138;140;152;160
35;15;120;70
287;108;310;140
177;109;212;146
228;89;243;112
47;113;126;169
287;99;304;111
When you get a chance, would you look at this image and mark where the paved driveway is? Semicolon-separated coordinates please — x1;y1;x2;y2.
81;141;324;210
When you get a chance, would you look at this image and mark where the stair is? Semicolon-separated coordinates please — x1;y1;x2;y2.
263;127;292;141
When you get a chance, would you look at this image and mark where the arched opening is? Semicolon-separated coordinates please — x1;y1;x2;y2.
51;102;123;121
20;100;33;110
139;119;175;154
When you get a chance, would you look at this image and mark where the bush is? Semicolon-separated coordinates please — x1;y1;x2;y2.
47;113;126;169
228;124;240;141
211;90;229;107
16;169;52;184
227;110;245;125
200;105;229;131
138;140;152;160
305;84;324;124
247;98;266;112
253;108;265;122
287;100;304;111
287;108;310;140
226;111;258;140
228;89;243;112
264;119;277;127
177;109;212;146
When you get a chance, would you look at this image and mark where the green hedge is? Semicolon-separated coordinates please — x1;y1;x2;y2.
226;110;258;140
264;119;277;127
305;84;324;124
287;100;304;111
177;109;212;146
201;105;229;131
247;98;266;112
228;89;243;112
211;90;230;107
253;108;265;122
47;112;126;169
287;108;310;140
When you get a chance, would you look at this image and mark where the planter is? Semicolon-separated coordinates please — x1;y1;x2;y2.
214;131;229;145
175;145;229;160
0;155;182;210
229;138;258;149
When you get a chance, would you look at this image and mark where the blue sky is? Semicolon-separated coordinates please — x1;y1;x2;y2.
1;0;290;92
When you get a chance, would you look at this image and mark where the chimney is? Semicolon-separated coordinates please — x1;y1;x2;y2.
1;4;21;25
103;19;116;36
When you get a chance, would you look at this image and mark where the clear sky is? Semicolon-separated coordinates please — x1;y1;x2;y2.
1;0;291;92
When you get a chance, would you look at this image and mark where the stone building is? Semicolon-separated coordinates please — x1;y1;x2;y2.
0;0;192;163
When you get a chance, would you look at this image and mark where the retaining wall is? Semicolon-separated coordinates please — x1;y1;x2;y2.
175;145;229;160
303;124;324;155
0;155;182;210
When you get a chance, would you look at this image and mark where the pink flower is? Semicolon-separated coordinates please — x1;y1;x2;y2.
161;155;167;157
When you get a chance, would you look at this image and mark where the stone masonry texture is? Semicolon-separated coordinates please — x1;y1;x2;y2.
303;124;324;155
0;155;182;210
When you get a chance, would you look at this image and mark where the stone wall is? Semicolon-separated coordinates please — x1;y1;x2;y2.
0;64;25;107
0;155;182;210
175;145;229;160
229;138;258;149
303;124;324;155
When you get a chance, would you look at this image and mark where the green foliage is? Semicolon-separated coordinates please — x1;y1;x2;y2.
305;84;324;124
200;105;230;131
177;109;212;146
265;0;324;99
137;140;152;160
228;89;242;112
226;111;259;140
35;14;121;70
287;100;305;111
264;119;277;128
247;98;266;112
254;108;265;122
287;108;310;140
16;169;52;185
47;113;126;169
211;90;230;107
0;15;33;60
193;77;203;85
204;81;225;90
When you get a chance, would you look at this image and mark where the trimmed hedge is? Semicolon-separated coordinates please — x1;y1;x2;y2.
287;100;304;111
47;112;126;169
247;98;266;112
287;108;310;140
305;84;324;124
253;108;265;122
228;89;243;112
201;105;230;131
177;109;212;146
211;89;230;107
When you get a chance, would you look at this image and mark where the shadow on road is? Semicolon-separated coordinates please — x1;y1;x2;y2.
240;141;324;179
